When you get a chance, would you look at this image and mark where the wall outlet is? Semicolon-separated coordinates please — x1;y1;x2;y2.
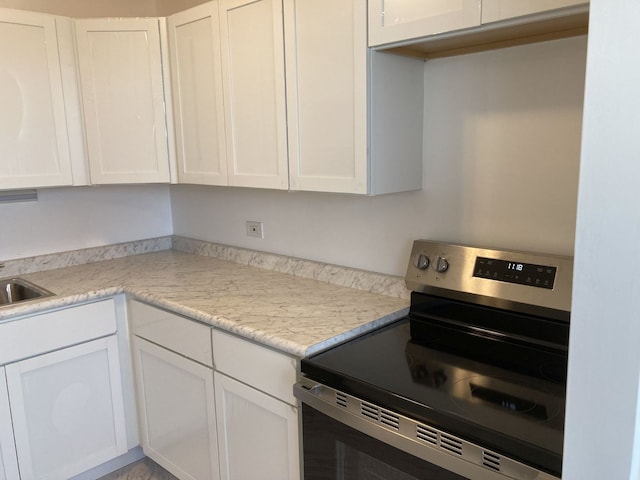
246;221;264;238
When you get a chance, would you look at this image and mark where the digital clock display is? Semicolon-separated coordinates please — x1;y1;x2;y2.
473;257;557;289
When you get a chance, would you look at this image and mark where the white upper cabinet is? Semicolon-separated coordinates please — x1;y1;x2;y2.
368;0;482;47
285;0;424;194
482;0;588;24
369;0;589;56
284;0;368;193
168;2;228;186
219;0;289;190
75;18;171;184
0;10;77;189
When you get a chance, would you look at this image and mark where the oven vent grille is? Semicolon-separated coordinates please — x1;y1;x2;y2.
482;451;501;471
416;423;463;456
380;410;400;430
440;433;463;456
335;391;348;408
360;401;400;430
416;424;438;446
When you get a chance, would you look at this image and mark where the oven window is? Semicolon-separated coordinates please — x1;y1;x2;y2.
302;405;468;480
338;441;421;480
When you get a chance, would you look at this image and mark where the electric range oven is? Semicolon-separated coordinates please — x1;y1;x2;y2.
294;240;572;480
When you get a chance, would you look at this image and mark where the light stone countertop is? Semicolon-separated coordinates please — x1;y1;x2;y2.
0;250;409;357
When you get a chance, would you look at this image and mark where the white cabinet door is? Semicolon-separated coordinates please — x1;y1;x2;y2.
284;0;368;193
0;368;19;480
214;372;300;480
482;0;588;24
133;337;219;480
0;9;74;189
6;336;127;480
284;0;424;195
168;2;228;186
219;0;289;190
75;18;170;184
368;0;481;47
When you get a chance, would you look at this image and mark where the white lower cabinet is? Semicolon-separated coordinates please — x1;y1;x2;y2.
211;329;300;480
129;300;219;480
0;298;136;480
129;301;300;480
6;337;127;480
214;372;299;480
132;337;219;480
0;368;19;480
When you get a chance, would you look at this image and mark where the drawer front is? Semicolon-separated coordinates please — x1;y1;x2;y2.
129;300;213;367
0;299;117;365
211;329;298;405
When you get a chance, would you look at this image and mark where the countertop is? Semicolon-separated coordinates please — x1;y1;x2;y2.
0;250;409;357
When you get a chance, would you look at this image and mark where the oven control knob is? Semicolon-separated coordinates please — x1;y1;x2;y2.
433;256;449;273
415;254;430;270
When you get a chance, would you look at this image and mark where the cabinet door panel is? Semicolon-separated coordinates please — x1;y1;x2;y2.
6;336;127;480
0;9;73;189
482;0;588;24
169;2;228;186
75;18;170;184
368;0;481;47
0;368;19;480
133;337;219;480
219;0;289;189
285;0;368;193
215;372;299;480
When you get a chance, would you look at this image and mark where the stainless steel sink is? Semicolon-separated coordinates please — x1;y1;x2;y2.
0;278;54;307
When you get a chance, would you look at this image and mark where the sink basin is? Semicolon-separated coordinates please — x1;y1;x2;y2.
0;278;54;307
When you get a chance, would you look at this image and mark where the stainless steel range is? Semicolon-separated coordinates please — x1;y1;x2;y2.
294;240;572;480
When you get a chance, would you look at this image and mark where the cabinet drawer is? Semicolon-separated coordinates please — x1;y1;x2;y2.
129;300;213;367
211;329;298;405
0;299;116;365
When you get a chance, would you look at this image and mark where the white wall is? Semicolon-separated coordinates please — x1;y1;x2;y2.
0;185;172;260
563;1;640;478
171;36;587;276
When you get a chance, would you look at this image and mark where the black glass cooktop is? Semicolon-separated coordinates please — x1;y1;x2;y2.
301;298;568;476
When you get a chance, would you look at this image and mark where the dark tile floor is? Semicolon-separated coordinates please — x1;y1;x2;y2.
97;458;178;480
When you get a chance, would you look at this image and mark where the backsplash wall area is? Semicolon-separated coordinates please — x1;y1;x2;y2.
171;36;587;277
0;185;172;261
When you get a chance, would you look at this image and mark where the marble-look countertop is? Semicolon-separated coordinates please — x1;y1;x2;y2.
0;251;409;357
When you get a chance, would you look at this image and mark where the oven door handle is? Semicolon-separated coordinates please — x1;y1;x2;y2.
294;378;560;480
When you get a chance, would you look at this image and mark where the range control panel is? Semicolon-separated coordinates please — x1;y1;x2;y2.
473;257;557;289
405;240;573;317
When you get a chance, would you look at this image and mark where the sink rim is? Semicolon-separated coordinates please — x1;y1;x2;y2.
0;277;55;308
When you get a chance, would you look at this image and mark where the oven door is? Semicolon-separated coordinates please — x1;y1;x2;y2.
295;380;560;480
302;404;468;480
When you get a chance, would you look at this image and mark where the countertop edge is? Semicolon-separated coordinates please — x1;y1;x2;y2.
127;290;409;358
2;286;408;359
